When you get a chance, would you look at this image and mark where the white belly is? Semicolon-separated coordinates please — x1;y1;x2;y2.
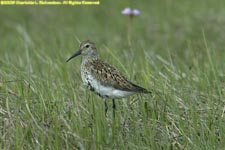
81;73;134;99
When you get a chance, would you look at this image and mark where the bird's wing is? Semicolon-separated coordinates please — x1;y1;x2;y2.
86;59;150;93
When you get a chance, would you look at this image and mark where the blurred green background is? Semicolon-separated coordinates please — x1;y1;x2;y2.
1;0;225;149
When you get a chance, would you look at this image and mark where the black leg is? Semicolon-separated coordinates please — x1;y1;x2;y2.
112;99;116;109
104;100;108;116
112;99;116;118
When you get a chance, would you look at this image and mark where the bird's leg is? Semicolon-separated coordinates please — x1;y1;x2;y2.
104;100;108;116
112;99;116;118
112;99;116;109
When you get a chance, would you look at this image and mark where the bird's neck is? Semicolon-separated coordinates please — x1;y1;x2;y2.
82;55;98;64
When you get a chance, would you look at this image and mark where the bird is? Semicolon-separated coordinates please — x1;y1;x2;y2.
67;40;151;115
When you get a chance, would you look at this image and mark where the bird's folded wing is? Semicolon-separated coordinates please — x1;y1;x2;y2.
87;59;150;93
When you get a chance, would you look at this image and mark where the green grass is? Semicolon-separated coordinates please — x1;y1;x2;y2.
1;0;225;149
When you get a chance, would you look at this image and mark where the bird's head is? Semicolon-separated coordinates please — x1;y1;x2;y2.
67;40;97;62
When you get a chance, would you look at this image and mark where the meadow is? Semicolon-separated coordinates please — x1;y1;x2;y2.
1;0;225;149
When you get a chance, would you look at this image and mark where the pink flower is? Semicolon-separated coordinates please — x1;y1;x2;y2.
122;7;140;16
122;8;132;15
132;9;140;16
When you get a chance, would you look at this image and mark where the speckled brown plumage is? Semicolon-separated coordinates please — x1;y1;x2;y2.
85;58;150;93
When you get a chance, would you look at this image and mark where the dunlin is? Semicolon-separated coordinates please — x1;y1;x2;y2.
67;40;150;115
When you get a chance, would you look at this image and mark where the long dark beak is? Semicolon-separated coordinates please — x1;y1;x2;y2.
66;49;81;62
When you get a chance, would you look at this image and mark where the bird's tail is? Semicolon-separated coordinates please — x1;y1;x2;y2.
130;82;151;94
141;88;152;94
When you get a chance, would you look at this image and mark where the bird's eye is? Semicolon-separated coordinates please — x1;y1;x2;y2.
85;44;90;48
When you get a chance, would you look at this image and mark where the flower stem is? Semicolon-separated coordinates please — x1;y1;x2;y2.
127;15;133;48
